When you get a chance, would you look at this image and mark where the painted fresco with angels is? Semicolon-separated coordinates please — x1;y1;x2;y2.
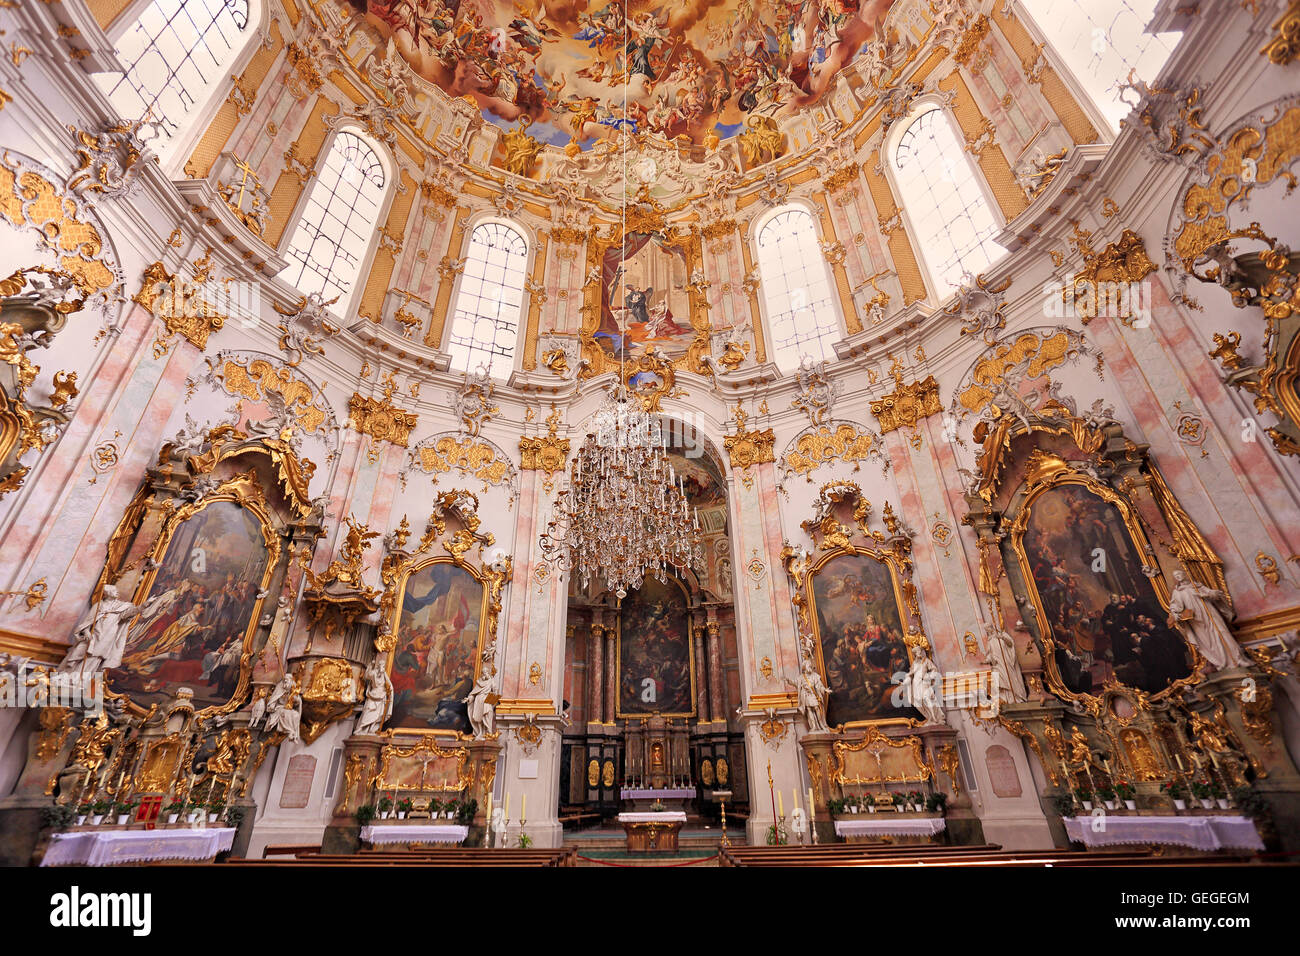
349;0;900;147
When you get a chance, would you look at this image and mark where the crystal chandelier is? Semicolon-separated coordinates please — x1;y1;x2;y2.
539;384;704;598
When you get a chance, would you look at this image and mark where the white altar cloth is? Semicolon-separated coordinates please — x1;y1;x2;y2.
619;788;694;800
1063;814;1263;852
42;828;236;866
618;812;688;823
834;817;947;838
360;824;468;846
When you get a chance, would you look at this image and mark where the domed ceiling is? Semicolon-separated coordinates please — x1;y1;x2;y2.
349;0;900;146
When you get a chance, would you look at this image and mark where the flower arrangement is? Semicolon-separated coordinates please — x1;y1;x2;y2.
1051;794;1076;818
1114;781;1136;800
355;804;376;826
428;798;443;816
396;798;414;816
649;799;667;812
377;796;393;813
925;792;947;814
517;832;534;849
1095;784;1116;802
456;798;478;825
1073;787;1093;807
906;790;926;809
1190;779;1213;800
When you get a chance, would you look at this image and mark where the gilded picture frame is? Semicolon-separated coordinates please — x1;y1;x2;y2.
804;544;923;729
112;475;279;720
1007;467;1204;708
385;555;493;737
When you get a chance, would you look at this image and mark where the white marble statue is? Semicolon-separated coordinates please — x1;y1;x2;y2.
907;642;947;725
983;623;1027;703
355;657;393;736
796;656;830;733
59;584;178;674
464;670;497;738
263;674;302;742
1166;570;1250;672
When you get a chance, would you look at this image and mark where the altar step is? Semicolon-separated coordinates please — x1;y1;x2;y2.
563;828;740;851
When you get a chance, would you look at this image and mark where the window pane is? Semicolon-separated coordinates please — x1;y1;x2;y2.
447;222;529;380
277;131;388;314
755;207;842;374
1021;0;1179;133
893;107;1005;298
95;0;251;145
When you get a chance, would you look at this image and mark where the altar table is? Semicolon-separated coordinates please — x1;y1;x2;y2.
42;828;236;866
833;817;947;842
617;811;687;853
360;824;469;846
619;788;695;800
1062;814;1263;853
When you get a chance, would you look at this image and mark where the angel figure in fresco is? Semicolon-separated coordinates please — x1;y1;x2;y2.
1166;571;1250;673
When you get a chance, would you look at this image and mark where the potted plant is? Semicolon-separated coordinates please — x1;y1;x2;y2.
41;805;76;832
925;792;948;815
1096;784;1117;810
649;799;667;813
1191;779;1214;809
1051;794;1076;818
187;798;205;824
225;805;246;829
1161;781;1187;810
1074;787;1093;811
113;801;135;826
355;804;376;827
91;800;110;825
1211;781;1229;810
1115;780;1137;810
377;796;393;820
863;793;876;813
207;801;225;824
427;798;442;819
456;798;478;826
517;832;534;849
396;798;413;819
76;802;91;826
1231;785;1268;821
826;797;843;817
163;801;183;825
908;790;926;811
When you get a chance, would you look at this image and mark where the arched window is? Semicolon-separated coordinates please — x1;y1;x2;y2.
95;0;252;149
1020;0;1180;132
755;206;842;372
892;106;1004;298
277;131;388;315
446;222;529;379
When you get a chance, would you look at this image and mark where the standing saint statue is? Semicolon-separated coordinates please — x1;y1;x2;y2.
907;642;947;725
355;657;393;736
983;623;1027;703
464;669;498;738
263;674;302;742
1166;570;1250;672
796;656;830;733
58;584;178;675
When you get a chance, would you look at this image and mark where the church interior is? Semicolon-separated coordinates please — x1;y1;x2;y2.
1;0;1300;883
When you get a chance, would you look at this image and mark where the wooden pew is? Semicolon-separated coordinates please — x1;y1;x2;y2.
228;847;577;867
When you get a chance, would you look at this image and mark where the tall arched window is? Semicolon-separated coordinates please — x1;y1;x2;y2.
94;0;253;149
1020;0;1180;132
446;222;529;379
892;106;1004;298
755;206;842;372
278;131;388;315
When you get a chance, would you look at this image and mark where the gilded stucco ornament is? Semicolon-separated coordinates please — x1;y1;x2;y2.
66;116;165;203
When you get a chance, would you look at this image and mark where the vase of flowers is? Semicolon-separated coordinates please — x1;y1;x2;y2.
76;803;91;826
396;798;413;819
91;800;110;826
864;793;876;813
114;801;135;826
1096;785;1117;811
377;796;393;820
1074;788;1093;811
1191;779;1214;809
1161;781;1187;810
164;802;183;825
1115;781;1137;810
649;799;667;813
207;801;225;824
1212;782;1229;809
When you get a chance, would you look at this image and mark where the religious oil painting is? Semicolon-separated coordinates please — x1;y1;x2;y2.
389;560;485;733
350;0;901;149
595;237;694;364
111;500;271;713
810;551;918;726
617;573;694;717
1020;483;1191;698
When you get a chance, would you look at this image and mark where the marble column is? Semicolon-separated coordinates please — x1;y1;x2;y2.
587;624;604;726
694;625;710;722
707;621;724;723
604;630;617;724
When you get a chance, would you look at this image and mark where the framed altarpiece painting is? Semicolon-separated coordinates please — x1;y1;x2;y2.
974;414;1226;709
376;489;509;737
786;483;929;729
94;427;321;720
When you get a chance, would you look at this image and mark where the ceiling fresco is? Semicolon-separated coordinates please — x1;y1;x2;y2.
350;0;900;146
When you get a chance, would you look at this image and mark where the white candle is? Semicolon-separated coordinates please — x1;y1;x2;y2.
808;787;815;819
486;792;492;820
521;793;526;820
504;791;510;819
778;791;784;816
793;788;800;810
